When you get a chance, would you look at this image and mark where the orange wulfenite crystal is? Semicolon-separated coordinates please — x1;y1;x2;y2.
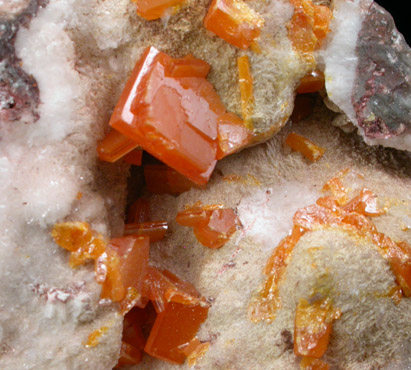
237;55;254;130
321;168;349;205
123;267;210;364
133;0;186;20
204;0;265;50
123;149;143;166
51;222;106;268
285;132;325;162
124;221;168;242
294;297;341;358
109;47;228;185
100;236;149;303
300;357;330;370
343;188;385;217
127;198;151;224
109;46;247;185
97;129;140;163
296;70;325;94
142;267;201;313
177;202;239;249
145;300;209;364
84;326;109;348
287;0;332;60
249;225;305;322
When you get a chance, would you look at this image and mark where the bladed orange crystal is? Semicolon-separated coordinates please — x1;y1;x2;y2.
285;132;325;162
204;0;265;50
124;221;168;242
97;129;140;163
127;198;151;224
237;55;254;130
294;298;341;358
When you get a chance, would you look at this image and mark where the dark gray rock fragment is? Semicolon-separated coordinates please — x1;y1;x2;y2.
352;1;411;141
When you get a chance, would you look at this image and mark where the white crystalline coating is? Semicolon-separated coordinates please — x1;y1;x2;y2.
0;1;124;368
237;183;319;251
14;0;83;146
322;0;366;125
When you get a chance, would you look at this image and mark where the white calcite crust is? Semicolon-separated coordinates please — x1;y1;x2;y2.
323;0;365;122
0;1;127;368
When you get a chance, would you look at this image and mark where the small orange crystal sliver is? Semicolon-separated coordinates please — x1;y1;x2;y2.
127;198;151;224
294;298;341;358
204;0;265;50
109;46;221;185
133;0;186;20
124;221;168;242
177;203;239;249
237;55;254;130
97;129;140;163
285;132;325;162
84;326;109;348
